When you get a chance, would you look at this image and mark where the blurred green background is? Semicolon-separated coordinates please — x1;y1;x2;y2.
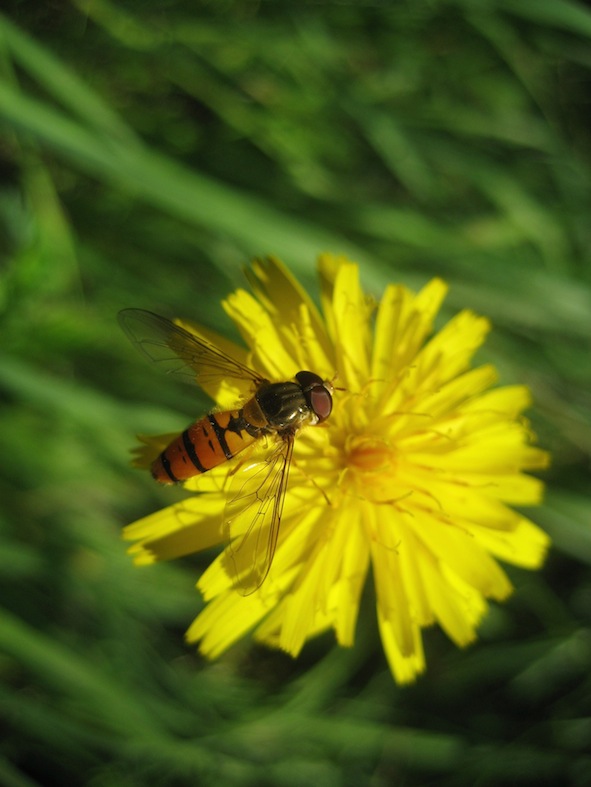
1;2;591;785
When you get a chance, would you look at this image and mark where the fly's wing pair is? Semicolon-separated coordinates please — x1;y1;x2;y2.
223;435;294;594
119;308;294;595
118;308;264;388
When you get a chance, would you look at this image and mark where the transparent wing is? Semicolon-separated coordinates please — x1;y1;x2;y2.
223;434;294;595
119;308;264;387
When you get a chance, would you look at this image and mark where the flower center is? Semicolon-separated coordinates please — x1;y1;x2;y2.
347;436;394;473
344;435;400;503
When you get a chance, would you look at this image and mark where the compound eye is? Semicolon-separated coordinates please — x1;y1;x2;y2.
296;371;333;422
310;386;332;422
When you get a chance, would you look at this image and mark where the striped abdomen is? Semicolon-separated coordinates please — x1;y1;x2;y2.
150;375;333;485
152;408;263;484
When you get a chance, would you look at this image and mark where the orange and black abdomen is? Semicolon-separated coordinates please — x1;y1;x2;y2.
152;408;262;484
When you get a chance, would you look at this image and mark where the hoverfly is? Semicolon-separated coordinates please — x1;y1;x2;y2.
119;309;334;593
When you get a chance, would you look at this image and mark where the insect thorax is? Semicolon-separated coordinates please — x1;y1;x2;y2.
254;381;313;432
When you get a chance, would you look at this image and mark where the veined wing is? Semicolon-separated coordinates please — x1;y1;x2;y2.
119;308;265;388
223;434;294;595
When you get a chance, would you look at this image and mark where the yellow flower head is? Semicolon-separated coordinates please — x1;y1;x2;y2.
124;255;550;683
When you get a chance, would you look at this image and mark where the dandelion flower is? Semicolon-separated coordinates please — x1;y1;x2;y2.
123;255;550;683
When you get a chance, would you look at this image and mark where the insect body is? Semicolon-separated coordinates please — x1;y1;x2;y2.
151;372;332;484
119;308;333;592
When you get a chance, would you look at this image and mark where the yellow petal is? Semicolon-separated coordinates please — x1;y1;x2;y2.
247;256;333;364
377;606;425;684
467;515;550;568
331;512;370;646
123;494;227;564
415;310;491;389
411;509;514;599
368;505;416;658
223;289;298;380
329;262;372;390
410;364;498;420
420;550;489;647
317;253;352;338
276;502;368;656
462;384;532;418
372;278;448;386
187;590;273;659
